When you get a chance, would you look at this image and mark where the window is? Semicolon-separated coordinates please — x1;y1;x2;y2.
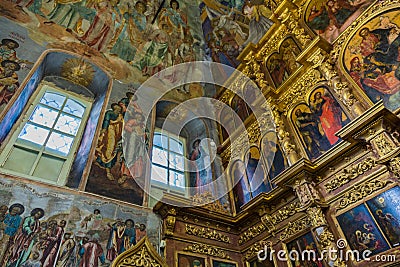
0;83;92;185
151;130;186;194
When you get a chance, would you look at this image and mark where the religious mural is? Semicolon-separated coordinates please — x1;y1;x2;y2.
343;8;400;111
266;37;302;88
305;0;375;43
0;17;44;114
0;177;160;267
200;0;275;67
178;253;206;266
286;231;322;267
291;86;349;160
337;203;390;256
85;83;149;205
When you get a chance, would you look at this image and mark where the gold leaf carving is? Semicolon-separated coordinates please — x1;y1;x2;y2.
338;179;392;210
280;216;311;241
238;223;266;245
183;243;231;259
112;237;167;267
324;157;376;193
185;224;230;243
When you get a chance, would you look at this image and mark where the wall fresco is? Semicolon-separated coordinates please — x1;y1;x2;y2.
0;177;160;267
305;0;375;43
200;0;274;67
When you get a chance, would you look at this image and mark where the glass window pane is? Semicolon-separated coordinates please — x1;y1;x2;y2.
169;138;183;154
153;133;168;148
45;132;74;156
54;113;82;136
63;99;85;117
169;153;184;171
18;123;49;146
151;164;167;184
29;105;58;128
33;154;65;182
40;92;66;110
169;171;185;188
152;147;168;166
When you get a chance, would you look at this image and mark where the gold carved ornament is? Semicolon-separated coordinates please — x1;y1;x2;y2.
279;216;312;241
244;240;272;260
185;224;230;244
278;8;312;47
279;67;324;114
324;157;376;193
183;243;231;259
238;223;266;245
314;49;365;116
262;200;301;226
337;179;393;210
112;237;167;267
191;191;230;214
164;208;177;236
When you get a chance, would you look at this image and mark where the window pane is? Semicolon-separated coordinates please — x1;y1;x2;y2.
45;132;74;156
151;164;167;184
18;123;49;146
152;147;168;166
169;170;185;188
40;92;66;110
3;146;38;174
169;138;183;154
170;153;184;171
30;105;58;128
153;133;168;148
33;154;65;181
63;99;85;117
54;113;82;136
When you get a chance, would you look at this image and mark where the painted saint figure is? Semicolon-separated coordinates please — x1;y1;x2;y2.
95;103;124;181
310;91;348;145
294;108;330;159
6;208;44;267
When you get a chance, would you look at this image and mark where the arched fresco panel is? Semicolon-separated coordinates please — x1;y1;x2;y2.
343;8;400;111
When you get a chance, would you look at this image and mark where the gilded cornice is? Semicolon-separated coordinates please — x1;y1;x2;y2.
238;223;266;245
279;215;311;241
337;179;393;210
183;243;231;259
324;157;377;193
185;224;231;244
